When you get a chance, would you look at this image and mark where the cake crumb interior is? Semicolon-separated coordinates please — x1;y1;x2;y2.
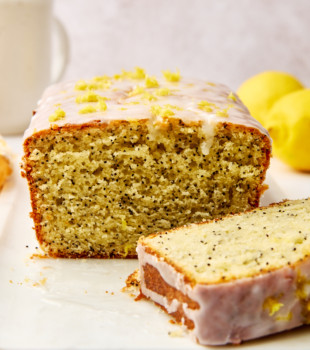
24;118;269;258
146;199;310;283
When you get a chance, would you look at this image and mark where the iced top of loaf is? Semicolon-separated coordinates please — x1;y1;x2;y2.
24;67;269;140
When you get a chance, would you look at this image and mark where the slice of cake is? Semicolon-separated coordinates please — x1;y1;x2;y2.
22;67;271;258
137;198;310;345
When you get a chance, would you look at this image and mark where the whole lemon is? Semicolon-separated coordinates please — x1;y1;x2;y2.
266;89;310;171
237;71;304;125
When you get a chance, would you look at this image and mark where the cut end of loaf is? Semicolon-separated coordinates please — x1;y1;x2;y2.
23;118;270;258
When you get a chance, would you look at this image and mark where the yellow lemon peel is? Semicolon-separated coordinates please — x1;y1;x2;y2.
76;92;110;104
216;106;232;118
150;105;175;117
114;67;146;80
75;79;111;91
128;85;145;97
49;108;66;122
142;92;157;102
145;75;159;88
155;87;171;96
263;296;284;316
162;69;181;82
198;100;215;113
228;92;237;101
78;105;97;114
78;100;107;114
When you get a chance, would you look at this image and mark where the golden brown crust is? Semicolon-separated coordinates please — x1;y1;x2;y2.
23;117;204;148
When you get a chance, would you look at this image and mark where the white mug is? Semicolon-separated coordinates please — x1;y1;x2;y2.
0;0;69;135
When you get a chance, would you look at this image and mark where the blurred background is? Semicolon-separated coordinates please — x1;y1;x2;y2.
55;0;310;90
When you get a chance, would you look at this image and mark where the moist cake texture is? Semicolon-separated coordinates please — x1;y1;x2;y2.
137;198;310;345
22;68;271;258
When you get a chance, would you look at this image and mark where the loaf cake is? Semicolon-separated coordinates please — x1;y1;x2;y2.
137;198;310;345
22;67;271;258
0;136;12;190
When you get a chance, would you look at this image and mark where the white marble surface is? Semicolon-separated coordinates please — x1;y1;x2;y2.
54;0;310;90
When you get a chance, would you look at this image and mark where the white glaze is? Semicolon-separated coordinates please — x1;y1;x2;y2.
137;244;310;346
23;73;270;143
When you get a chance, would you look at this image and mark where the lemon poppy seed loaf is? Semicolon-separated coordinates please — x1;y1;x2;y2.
137;198;310;345
22;68;271;258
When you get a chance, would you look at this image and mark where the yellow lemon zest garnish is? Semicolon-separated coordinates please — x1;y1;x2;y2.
145;75;159;88
150;105;175;117
94;81;112;90
263;296;284;316
97;99;107;111
115;67;146;80
78;105;97;114
75;92;110;104
162;69;181;82
128;85;145;97
78;99;108;114
131;66;146;80
198;100;215;112
216;109;229;117
91;75;111;82
49;108;66;122
206;81;216;86
155;88;171;96
75;80;88;91
228;92;237;101
75;79;111;91
86;82;98;90
142;92;157;101
216;104;233;117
